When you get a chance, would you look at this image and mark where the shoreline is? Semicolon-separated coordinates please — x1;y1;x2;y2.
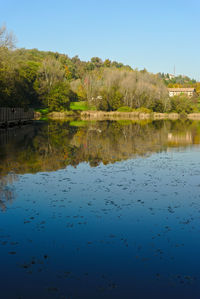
35;111;200;121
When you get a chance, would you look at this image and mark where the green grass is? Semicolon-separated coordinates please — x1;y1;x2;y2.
35;108;49;115
35;102;96;114
70;101;96;111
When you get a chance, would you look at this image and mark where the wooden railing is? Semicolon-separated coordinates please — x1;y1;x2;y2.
0;108;34;124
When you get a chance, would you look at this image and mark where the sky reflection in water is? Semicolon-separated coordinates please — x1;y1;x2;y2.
0;120;200;299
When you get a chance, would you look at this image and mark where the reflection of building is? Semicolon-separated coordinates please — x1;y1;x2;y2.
168;132;192;145
168;88;196;97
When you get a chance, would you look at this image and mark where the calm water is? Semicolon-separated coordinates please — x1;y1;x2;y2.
0;120;200;299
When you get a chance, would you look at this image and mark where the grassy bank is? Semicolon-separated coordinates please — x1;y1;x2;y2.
70;101;96;111
34;102;200;121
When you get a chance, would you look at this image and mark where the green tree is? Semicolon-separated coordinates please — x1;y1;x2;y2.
91;57;103;68
104;59;111;67
47;81;71;111
35;57;65;107
170;95;197;113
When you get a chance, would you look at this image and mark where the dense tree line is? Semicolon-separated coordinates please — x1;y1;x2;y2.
0;25;199;113
0;25;132;110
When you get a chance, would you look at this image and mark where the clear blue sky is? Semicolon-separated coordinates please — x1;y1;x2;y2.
1;0;200;79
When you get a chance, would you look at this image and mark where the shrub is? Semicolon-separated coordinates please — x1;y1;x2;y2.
150;99;166;112
170;95;197;114
47;82;71;111
179;111;187;119
99;87;123;111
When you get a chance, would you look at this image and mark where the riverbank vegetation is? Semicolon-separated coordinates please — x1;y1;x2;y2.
1;25;200;115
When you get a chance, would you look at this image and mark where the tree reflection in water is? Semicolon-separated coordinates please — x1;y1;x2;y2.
0;173;16;211
1;119;200;210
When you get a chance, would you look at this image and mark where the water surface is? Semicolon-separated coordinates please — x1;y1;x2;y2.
0;120;200;298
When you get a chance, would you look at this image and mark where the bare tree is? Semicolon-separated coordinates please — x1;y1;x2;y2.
82;68;170;111
0;24;16;49
38;57;65;92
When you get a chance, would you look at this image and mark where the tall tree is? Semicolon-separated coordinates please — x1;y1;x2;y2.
35;57;65;107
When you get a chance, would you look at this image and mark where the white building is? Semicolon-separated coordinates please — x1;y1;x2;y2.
168;88;196;97
169;74;175;80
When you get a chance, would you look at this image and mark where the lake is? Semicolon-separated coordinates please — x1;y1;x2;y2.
0;119;200;299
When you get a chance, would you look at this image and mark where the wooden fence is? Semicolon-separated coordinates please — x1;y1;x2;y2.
0;108;34;125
